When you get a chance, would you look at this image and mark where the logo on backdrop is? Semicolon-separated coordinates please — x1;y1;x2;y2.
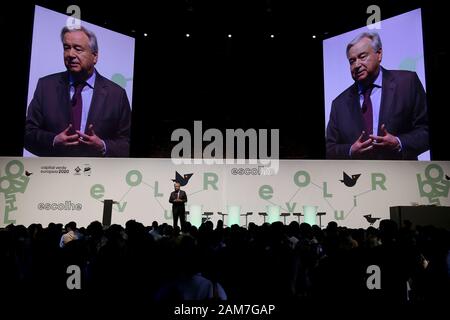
0;160;30;224
74;164;91;176
84;166;91;176
416;164;450;205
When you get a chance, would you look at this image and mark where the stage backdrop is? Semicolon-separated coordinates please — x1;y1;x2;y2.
1;157;449;229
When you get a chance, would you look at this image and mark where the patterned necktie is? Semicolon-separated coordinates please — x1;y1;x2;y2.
71;82;86;132
361;84;374;135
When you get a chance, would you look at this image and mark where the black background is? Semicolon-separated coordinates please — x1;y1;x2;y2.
1;0;448;160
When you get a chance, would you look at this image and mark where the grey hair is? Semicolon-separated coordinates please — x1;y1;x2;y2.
346;31;382;57
61;26;98;54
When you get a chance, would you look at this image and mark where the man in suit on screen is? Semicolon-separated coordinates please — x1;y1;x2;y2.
326;31;429;160
169;182;188;229
25;26;131;157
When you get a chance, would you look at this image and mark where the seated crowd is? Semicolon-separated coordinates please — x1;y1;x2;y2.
0;218;448;306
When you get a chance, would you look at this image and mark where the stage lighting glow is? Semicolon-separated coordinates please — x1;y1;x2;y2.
227;205;241;226
322;9;429;160
189;205;202;228
266;205;281;224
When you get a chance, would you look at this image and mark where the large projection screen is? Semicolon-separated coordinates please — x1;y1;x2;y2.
24;5;135;157
323;9;428;160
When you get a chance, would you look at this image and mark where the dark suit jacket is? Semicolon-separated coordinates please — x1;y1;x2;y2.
25;70;131;157
326;68;429;160
169;190;187;214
